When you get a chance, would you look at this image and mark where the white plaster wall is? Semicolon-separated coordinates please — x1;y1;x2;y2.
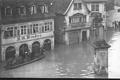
87;3;106;13
65;1;90;26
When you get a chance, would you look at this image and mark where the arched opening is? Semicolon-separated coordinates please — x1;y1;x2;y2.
82;31;87;41
32;41;41;58
19;44;29;62
43;39;51;51
5;46;16;62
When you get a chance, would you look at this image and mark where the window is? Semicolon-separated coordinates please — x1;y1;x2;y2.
69;15;86;23
30;25;33;34
19;6;26;15
50;22;53;31
21;26;24;35
21;25;27;35
74;3;82;10
4;27;14;39
5;7;12;16
33;24;39;34
30;5;37;15
45;23;49;32
42;22;52;33
24;26;27;34
91;4;99;11
14;27;17;37
41;4;48;13
44;4;48;13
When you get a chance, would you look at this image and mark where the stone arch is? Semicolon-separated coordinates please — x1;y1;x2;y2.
43;39;51;51
19;44;29;60
5;46;16;61
32;41;41;58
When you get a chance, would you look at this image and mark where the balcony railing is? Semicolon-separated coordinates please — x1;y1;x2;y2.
64;22;92;31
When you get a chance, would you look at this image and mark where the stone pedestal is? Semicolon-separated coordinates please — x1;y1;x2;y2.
92;40;110;75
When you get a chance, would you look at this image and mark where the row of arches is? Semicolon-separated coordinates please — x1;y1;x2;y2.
5;39;51;62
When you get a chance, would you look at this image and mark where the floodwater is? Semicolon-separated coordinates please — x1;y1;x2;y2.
0;28;115;78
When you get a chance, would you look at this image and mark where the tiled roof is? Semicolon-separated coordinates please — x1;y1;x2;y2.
2;0;53;7
1;0;55;24
53;0;108;15
84;0;108;3
52;0;72;14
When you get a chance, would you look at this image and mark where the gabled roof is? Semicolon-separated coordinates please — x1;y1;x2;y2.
2;0;53;7
84;0;108;3
53;0;108;15
52;0;72;15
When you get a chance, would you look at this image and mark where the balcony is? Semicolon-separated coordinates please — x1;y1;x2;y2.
64;22;92;31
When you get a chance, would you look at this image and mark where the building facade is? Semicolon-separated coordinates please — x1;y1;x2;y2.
85;0;107;29
106;1;120;28
54;0;107;45
0;0;55;62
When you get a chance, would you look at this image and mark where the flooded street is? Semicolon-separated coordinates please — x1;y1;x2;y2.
0;42;95;78
0;28;115;78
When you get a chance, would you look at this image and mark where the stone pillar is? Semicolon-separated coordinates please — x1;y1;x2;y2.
51;37;54;50
93;40;110;75
15;46;19;58
1;47;5;61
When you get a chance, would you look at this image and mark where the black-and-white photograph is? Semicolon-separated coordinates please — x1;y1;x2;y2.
0;0;119;78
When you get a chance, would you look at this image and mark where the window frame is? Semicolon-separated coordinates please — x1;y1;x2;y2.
4;27;14;39
30;5;37;15
69;15;86;24
91;4;99;11
74;3;82;10
41;4;48;13
19;6;26;15
5;7;12;16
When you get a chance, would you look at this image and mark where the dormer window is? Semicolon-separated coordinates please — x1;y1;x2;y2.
91;4;99;11
74;3;82;10
30;5;37;15
5;7;12;16
41;4;48;13
19;6;26;15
